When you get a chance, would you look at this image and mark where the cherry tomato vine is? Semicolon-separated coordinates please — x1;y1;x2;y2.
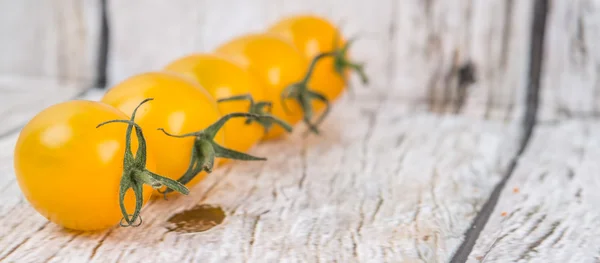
12;14;367;231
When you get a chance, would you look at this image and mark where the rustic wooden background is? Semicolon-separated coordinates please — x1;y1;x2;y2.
1;0;599;262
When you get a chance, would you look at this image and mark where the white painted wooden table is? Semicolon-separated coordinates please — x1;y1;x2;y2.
1;0;599;262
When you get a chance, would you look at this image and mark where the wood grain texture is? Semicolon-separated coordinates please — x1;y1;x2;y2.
106;0;534;121
392;0;534;120
0;94;521;262
539;0;600;121
468;121;600;263
106;0;393;93
0;76;90;137
0;0;101;83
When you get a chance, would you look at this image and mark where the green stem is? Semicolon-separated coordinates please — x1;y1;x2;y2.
97;98;189;227
333;37;369;85
218;94;293;133
280;35;369;135
280;52;336;135
302;51;337;83
158;111;287;194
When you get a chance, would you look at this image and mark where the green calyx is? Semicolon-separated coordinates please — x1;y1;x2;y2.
333;37;369;86
281;36;368;135
157;111;292;196
281;51;335;135
96;98;189;227
217;93;293;134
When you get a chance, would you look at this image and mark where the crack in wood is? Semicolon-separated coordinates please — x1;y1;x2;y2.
0;222;49;261
517;221;561;261
505;207;522;221
356;200;365;239
550;227;567;247
524;205;542;221
298;145;308;189
88;229;112;260
371;196;383;222
45;231;83;262
450;0;549;262
413;191;426;262
480;225;520;262
525;214;547;236
246;215;261;261
351;231;359;259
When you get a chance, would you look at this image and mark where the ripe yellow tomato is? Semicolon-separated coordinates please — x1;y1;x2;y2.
214;33;308;139
164;54;267;153
268;15;368;107
101;72;223;194
14;100;156;231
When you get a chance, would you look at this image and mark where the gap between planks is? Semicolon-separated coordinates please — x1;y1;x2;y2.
450;0;549;261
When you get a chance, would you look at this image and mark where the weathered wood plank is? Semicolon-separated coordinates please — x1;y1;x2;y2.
468;121;600;262
0;0;101;132
0;76;90;137
391;0;534;120
106;0;394;93
107;1;534;121
0;93;522;262
0;0;101;83
539;0;600;121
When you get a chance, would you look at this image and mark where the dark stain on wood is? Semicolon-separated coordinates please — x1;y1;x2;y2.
455;61;477;113
566;168;575;179
575;188;582;203
166;204;226;233
539;171;548;182
458;62;477;88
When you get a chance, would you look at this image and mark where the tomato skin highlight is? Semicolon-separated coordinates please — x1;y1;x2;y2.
268;15;348;109
101;72;223;194
164;54;267;153
14;100;154;231
214;33;308;140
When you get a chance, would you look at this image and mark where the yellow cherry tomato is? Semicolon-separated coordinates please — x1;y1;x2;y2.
164;54;267;153
268;15;346;105
14;100;156;231
268;15;368;114
101;72;224;194
214;33;308;140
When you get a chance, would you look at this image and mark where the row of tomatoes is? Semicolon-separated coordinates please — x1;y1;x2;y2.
13;15;366;231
